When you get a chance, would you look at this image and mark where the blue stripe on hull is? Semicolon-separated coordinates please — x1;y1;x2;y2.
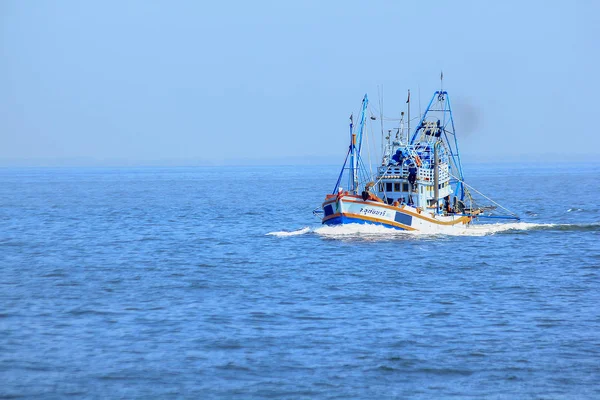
323;215;407;231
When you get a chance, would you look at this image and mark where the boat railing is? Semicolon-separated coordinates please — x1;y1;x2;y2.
377;165;406;178
377;164;449;183
417;165;449;183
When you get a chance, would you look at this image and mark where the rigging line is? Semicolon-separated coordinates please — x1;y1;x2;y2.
372;164;392;188
368;112;406;122
368;104;378;119
379;85;384;149
448;172;520;218
418;84;422;121
365;116;373;177
357;156;375;190
332;148;351;193
364;107;402;122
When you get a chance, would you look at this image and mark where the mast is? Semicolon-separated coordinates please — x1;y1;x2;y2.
352;129;357;192
434;141;440;213
349;114;354;193
356;94;368;154
350;94;368;193
332;95;369;195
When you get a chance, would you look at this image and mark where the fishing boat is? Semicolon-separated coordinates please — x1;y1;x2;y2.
317;81;519;233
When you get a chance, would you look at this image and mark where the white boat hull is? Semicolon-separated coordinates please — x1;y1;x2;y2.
322;195;472;233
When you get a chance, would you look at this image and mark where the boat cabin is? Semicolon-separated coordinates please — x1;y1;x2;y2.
374;142;453;213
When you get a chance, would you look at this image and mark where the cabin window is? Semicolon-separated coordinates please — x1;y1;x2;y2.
386;182;393;192
394;183;400;192
421;186;423;194
379;182;384;192
402;183;409;192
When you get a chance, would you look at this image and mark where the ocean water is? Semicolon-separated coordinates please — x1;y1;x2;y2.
1;162;599;399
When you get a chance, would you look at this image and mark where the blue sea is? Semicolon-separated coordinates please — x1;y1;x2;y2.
1;162;599;399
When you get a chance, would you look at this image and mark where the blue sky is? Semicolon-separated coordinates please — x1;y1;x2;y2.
1;0;598;166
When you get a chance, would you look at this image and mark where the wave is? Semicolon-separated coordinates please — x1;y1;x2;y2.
266;227;311;237
267;222;600;239
446;222;551;236
533;222;600;232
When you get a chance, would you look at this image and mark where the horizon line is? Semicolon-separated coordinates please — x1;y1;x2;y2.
0;153;599;169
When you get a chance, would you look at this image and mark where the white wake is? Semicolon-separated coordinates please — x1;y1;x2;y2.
266;227;312;237
267;222;566;238
313;222;553;237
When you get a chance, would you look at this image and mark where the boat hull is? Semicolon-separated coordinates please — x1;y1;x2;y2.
323;214;408;229
322;195;472;233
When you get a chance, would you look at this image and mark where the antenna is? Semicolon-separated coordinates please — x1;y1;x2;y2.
400;111;405;145
440;70;444;92
406;89;411;145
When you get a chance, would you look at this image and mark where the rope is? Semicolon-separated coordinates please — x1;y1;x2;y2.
448;172;520;218
372;164;392;188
